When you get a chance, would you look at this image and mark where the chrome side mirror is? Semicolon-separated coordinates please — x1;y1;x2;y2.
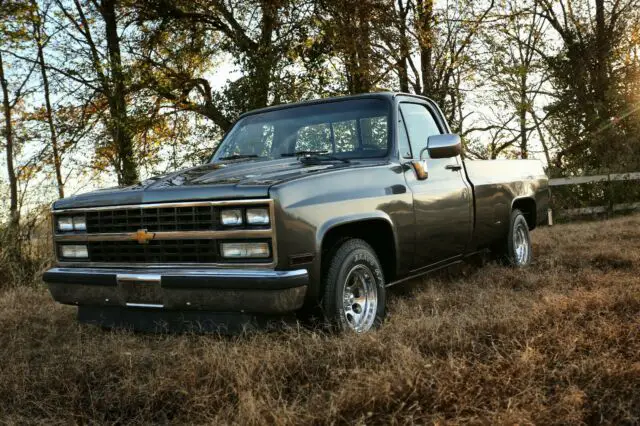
426;134;462;159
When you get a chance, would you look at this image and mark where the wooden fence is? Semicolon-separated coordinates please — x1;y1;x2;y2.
549;172;640;219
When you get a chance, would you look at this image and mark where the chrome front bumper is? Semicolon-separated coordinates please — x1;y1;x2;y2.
43;267;308;314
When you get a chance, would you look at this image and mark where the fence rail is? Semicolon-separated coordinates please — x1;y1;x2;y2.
549;172;640;187
549;171;640;218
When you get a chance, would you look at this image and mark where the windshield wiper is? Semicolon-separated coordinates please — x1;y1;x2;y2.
281;150;328;157
219;154;260;161
282;150;350;164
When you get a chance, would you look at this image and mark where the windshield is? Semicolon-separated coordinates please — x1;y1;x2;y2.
211;98;391;162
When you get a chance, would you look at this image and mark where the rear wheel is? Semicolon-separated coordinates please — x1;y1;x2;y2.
322;239;386;332
495;209;532;267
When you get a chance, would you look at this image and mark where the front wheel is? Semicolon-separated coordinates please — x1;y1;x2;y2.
322;239;386;332
496;209;533;267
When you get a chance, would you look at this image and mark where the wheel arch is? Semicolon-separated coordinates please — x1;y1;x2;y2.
512;197;537;230
317;213;398;284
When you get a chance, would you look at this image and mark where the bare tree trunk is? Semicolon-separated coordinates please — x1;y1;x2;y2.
32;1;64;198
245;0;277;109
397;0;410;92
416;0;434;95
531;111;552;170
519;73;528;159
99;0;138;186
338;1;374;94
0;52;19;229
593;0;608;109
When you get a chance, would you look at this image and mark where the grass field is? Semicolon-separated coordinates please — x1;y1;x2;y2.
0;215;639;424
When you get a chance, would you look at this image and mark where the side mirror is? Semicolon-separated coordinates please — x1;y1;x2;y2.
424;134;462;159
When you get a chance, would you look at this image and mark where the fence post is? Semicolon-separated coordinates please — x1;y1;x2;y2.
606;173;614;218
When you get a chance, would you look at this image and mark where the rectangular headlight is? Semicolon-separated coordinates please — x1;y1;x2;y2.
246;208;270;225
221;242;270;258
221;209;243;226
57;216;73;232
72;216;86;231
60;245;89;259
57;215;86;232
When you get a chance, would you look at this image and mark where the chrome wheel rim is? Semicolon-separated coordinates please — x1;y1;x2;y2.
342;264;378;332
513;222;530;265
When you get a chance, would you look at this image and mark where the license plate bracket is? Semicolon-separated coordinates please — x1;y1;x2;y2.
117;274;163;307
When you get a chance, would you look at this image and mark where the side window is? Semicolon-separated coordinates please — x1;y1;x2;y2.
399;102;457;174
398;103;442;158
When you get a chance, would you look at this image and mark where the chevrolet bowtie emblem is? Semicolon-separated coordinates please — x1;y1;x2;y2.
134;229;155;244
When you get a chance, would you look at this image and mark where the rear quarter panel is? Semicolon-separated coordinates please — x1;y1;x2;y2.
464;159;549;249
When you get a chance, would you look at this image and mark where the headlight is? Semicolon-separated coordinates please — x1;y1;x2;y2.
57;216;74;232
60;245;89;259
57;215;87;232
220;242;270;258
221;209;243;226
72;216;86;231
246;208;270;225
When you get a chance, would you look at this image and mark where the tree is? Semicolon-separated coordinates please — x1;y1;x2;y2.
132;0;321;130
0;0;35;230
476;0;552;161
53;0;138;185
316;0;396;94
374;0;496;133
30;0;64;197
536;0;640;173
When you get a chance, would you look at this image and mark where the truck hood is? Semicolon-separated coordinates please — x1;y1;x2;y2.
53;158;366;209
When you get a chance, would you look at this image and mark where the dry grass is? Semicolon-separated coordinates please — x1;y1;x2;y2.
0;215;639;424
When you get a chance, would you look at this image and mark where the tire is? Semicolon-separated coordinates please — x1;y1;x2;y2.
322;239;386;332
495;209;532;267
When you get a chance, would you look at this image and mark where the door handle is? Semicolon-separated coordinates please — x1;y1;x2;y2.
445;164;462;171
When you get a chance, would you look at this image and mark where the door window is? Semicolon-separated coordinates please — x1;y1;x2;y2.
399;103;458;170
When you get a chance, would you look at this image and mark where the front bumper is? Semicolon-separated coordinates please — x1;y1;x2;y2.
43;267;308;314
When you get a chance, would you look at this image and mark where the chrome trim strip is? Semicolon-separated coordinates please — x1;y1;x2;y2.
117;273;161;283
47;267;307;279
56;261;275;269
125;303;164;309
52;199;271;214
55;229;273;242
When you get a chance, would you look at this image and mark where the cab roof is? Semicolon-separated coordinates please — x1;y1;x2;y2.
237;92;435;120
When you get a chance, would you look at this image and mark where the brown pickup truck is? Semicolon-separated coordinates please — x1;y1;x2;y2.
43;93;549;332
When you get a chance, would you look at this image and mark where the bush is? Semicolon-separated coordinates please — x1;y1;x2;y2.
0;209;52;289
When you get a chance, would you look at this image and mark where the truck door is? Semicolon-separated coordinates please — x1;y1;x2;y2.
398;102;473;269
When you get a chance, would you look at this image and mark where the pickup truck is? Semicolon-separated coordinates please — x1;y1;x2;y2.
43;92;549;333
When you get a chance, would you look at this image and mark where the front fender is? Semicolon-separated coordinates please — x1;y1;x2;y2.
315;211;397;255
